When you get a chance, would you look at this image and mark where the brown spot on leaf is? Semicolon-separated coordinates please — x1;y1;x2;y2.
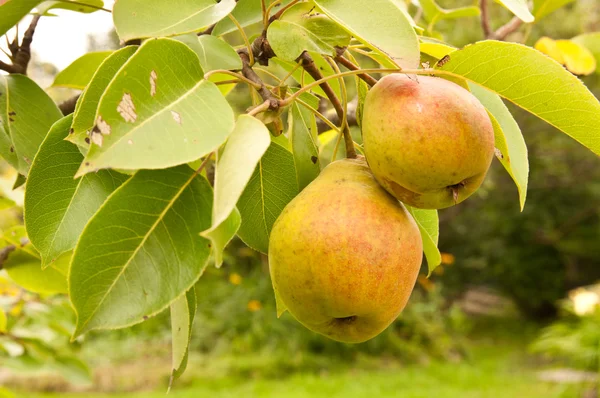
171;110;182;125
69;128;74;135
150;70;158;97
85;137;90;144
9;146;13;152
494;147;504;160
117;93;137;123
96;115;112;136
310;155;318;164
143;315;148;320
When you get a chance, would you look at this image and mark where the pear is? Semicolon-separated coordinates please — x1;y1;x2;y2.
268;157;423;343
362;74;495;209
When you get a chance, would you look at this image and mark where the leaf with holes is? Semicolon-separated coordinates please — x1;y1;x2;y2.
236;140;299;254
176;34;242;72
0;0;41;37
25;115;128;269
0;75;63;176
75;39;235;176
496;0;534;22
267;3;351;62
435;41;600;156
201;115;270;266
69;46;137;149
406;206;441;275
170;286;196;386
53;51;113;90
313;0;420;69
289;103;319;191
113;0;236;41
69;166;213;336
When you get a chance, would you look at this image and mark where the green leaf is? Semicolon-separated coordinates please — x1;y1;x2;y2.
201;208;240;268
169;286;196;386
39;0;104;14
313;0;420;69
419;37;456;60
24;115;128;268
0;0;41;37
420;0;480;23
435;41;600;156
0;75;62;176
406;206;441;275
573;33;600;75
69;46;138;149
113;0;236;41
356;77;369;128
496;0;534;23
69;166;213;336
0;195;16;211
12;174;26;190
289;103;319;191
212;0;294;36
201;115;270;266
267;3;351;62
0;309;6;333
532;0;575;20
53;51;113;90
176;34;242;72
469;84;529;210
4;250;70;295
75;39;235;176
237;141;299;254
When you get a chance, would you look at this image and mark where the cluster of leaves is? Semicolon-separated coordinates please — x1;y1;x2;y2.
0;0;599;387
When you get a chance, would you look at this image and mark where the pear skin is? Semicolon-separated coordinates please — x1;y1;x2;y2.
268;157;423;343
362;74;495;209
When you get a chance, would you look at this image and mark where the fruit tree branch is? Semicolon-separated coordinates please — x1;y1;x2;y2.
334;50;378;87
0;244;16;270
299;52;357;159
0;15;41;75
238;49;280;111
479;0;493;38
59;94;81;115
493;16;523;41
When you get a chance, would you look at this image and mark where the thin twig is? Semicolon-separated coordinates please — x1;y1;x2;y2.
0;245;16;270
204;69;262;89
267;0;300;25
479;0;492;38
238;50;280;110
493;17;523;41
299;52;356;159
0;15;41;75
247;100;272;117
229;14;254;65
334;51;378;87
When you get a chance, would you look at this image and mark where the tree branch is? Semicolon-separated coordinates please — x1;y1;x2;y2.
238;49;280;110
334;50;378;87
59;94;81;116
493;17;523;41
479;0;492;38
299;52;356;159
0;245;16;270
0;15;41;75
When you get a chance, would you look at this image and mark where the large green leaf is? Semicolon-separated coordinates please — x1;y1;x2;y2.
406;206;441;275
267;3;351;62
289;103;319;191
573;33;600;75
212;0;294;36
496;0;534;23
237;140;299;254
69;47;138;149
4;250;71;295
75;39;235;176
0;75;62;176
53;51;113;90
313;0;420;69
201;115;270;266
176;34;242;72
25;115;128;268
532;0;575;20
469;84;529;210
0;0;41;37
39;0;105;14
113;0;236;41
420;0;480;23
69;166;213;336
169;286;196;386
435;41;600;156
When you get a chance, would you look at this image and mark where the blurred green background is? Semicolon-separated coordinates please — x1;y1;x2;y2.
2;1;600;397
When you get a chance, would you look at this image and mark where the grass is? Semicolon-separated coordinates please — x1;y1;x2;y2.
22;339;578;398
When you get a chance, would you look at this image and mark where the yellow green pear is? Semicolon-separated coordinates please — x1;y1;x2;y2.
268;157;423;343
362;74;495;209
